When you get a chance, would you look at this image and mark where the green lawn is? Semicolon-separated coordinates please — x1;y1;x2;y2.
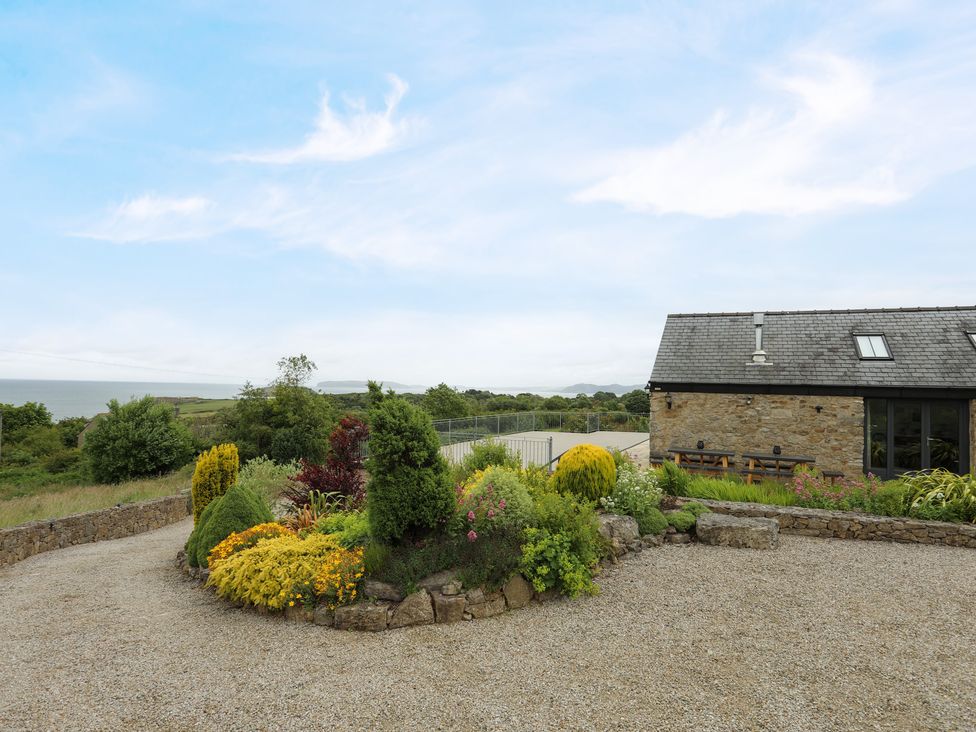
0;465;193;529
175;398;238;416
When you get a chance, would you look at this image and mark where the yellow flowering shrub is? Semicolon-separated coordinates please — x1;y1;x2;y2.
191;443;240;523
551;444;617;501
207;522;295;569
314;547;365;609
207;533;338;611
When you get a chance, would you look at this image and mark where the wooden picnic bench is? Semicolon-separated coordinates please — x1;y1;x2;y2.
649;452;668;469
741;452;815;484
667;448;736;476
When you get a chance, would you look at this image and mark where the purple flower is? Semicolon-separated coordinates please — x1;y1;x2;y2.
487;509;495;518
467;529;478;542
467;510;475;522
498;499;506;510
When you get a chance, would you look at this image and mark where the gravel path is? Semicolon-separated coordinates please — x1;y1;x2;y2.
1;519;974;732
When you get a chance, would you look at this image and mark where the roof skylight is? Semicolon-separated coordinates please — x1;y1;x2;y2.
854;334;892;360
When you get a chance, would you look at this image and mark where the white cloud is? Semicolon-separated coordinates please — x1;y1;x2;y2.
74;194;216;243
231;74;413;164
575;53;923;217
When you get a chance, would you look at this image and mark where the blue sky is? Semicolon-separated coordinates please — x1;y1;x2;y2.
2;1;975;388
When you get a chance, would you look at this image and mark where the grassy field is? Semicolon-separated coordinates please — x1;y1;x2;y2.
0;465;193;529
175;398;237;416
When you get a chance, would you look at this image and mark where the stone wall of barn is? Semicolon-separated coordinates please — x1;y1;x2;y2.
648;391;865;477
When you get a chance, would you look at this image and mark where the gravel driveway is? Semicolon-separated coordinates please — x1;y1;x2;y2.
1;519;974;732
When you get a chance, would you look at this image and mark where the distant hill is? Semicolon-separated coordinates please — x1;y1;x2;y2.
317;380;428;393
315;380;643;396
558;383;644;395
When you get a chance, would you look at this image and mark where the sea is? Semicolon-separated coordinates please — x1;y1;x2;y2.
0;379;243;420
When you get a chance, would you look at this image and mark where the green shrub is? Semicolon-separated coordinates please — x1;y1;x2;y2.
237;456;300;506
665;510;696;533
43;448;85;474
681;501;712;517
904;469;976;523
366;397;455;543
600;462;663;534
364;528;523;594
191;444;240;523
608;448;632;471
518;465;554;498
316;510;371;547
685;476;798;506
909;501;964;523
83;396;195;483
863;481;910;517
658;461;691;496
451;466;534;538
520;527;598;598
551;444;616;501
185;482;272;567
452;438;521;484
640;507;668;535
532;491;605;566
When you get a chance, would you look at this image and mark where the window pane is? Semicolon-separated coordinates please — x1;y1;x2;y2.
869;335;889;357
856;335;875;357
929;402;962;473
969;332;976;348
866;399;888;471
893;401;922;471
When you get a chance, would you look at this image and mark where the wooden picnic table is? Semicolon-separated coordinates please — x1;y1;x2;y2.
667;448;736;474
741;452;815;484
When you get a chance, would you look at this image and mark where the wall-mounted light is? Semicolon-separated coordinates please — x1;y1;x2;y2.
665;393;673;409
772;445;782;456
696;440;705;450
815;405;823;413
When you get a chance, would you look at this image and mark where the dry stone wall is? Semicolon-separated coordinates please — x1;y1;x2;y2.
649;391;864;475
0;493;192;567
674;497;976;548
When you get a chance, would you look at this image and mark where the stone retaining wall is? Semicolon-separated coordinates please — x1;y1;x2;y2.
673;498;976;548
0;492;192;567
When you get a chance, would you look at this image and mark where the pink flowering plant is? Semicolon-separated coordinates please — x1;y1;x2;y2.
449;466;535;540
791;467;888;512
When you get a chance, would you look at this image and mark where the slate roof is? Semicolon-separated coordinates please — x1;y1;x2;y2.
649;306;976;390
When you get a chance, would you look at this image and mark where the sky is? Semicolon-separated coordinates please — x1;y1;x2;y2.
1;1;975;389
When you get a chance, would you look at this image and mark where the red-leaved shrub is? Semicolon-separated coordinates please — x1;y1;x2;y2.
286;417;369;510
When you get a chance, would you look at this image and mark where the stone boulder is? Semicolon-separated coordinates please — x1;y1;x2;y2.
313;605;334;627
502;575;533;610
389;590;435;629
466;590;506;619
417;569;459;594
334;602;390;631
598;514;640;544
696;513;779;550
363;579;404;602
432;592;466;624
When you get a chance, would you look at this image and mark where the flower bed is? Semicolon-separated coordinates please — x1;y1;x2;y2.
177;398;699;631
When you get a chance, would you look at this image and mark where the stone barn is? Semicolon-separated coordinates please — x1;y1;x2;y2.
646;306;976;478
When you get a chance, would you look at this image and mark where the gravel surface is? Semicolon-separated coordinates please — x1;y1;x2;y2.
1;519;974;732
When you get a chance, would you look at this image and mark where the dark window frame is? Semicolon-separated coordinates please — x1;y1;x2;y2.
853;333;893;360
862;398;971;479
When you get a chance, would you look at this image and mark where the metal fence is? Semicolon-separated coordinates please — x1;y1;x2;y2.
439;434;554;471
432;411;649;445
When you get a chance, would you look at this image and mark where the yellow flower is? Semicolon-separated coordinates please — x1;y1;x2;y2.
288;601;295;607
